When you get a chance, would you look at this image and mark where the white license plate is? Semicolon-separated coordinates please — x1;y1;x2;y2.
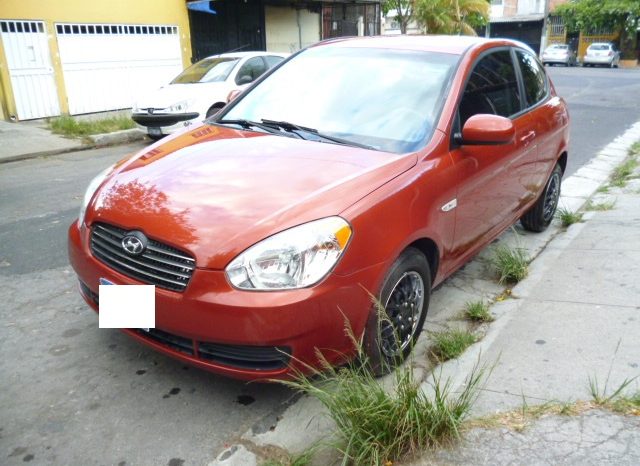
148;127;162;136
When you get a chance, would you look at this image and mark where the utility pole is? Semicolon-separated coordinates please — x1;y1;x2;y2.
540;0;550;55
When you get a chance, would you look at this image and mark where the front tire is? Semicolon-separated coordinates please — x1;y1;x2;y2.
363;248;431;376
521;164;563;232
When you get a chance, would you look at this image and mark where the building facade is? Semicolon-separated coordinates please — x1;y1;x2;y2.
0;0;381;121
0;0;192;121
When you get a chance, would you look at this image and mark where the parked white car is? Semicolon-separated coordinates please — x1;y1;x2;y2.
582;42;620;68
132;52;288;139
541;44;577;66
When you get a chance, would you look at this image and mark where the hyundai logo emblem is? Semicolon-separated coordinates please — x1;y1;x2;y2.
121;231;147;255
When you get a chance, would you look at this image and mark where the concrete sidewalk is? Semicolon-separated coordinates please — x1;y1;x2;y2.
407;153;640;463
0;119;146;164
212;123;640;466
0;120;83;163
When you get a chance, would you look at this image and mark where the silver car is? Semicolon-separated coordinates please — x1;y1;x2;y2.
541;44;577;66
582;42;620;68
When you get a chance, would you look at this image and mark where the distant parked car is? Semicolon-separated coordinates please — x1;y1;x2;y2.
132;52;288;139
541;44;577;66
582;43;620;68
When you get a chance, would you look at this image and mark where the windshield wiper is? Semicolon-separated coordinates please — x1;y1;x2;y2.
261;119;376;150
216;119;286;135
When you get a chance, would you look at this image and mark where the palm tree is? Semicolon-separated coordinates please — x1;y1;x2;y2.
414;0;490;36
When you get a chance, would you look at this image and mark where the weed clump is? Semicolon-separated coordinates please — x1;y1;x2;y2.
48;115;135;137
490;245;529;284
281;337;487;465
464;300;494;323
556;207;583;227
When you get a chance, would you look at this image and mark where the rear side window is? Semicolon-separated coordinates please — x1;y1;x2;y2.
459;50;521;126
516;50;547;106
235;57;268;84
264;55;284;68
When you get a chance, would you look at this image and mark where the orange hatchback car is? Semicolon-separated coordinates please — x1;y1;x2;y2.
68;36;569;380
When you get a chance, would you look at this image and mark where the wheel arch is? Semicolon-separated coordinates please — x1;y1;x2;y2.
405;238;439;286
557;151;568;174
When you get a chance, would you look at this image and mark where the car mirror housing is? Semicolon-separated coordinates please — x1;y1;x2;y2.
226;89;242;103
459;114;515;146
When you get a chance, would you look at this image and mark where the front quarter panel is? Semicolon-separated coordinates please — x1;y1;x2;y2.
336;132;457;290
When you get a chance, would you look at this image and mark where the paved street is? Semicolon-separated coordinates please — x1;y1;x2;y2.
1;66;639;466
546;66;640;176
0;144;293;466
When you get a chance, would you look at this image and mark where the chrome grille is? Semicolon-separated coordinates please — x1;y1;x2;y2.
90;223;195;292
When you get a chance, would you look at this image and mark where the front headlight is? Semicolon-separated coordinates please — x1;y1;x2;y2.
225;217;352;290
167;100;192;113
78;165;114;227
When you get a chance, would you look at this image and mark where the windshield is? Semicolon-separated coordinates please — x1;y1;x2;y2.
548;45;568;50
589;44;610;51
171;57;239;84
219;47;458;153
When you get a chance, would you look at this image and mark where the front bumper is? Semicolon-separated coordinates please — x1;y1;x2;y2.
132;112;200;127
68;222;377;380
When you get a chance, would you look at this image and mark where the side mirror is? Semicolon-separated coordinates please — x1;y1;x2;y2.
236;75;253;85
226;89;242;103
458;114;515;145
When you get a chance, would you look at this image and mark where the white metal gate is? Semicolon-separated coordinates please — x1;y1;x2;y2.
55;23;183;115
0;20;61;120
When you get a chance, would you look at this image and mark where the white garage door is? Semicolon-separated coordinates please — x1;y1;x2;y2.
55;23;183;115
0;20;61;120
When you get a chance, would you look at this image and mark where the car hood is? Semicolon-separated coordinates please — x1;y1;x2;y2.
89;124;417;269
134;82;230;110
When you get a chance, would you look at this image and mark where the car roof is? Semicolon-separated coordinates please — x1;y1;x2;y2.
588;43;612;47
312;35;525;55
203;51;288;60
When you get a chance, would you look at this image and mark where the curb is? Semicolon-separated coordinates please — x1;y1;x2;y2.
209;120;640;466
0;128;148;165
87;128;147;147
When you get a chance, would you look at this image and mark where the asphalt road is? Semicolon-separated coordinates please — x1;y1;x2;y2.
1;66;640;466
0;144;293;466
545;65;640;176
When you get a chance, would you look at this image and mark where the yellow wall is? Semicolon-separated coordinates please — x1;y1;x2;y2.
0;0;192;119
265;6;320;53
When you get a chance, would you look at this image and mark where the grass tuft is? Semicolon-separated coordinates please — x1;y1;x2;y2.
585;199;616;211
431;329;477;361
262;450;313;466
279;331;488;465
556;207;584;227
48;115;136;137
630;141;640;156
609;157;639;187
490;245;529;284
464;300;494;323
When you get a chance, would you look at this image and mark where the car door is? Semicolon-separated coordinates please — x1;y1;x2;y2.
514;48;567;192
447;48;538;267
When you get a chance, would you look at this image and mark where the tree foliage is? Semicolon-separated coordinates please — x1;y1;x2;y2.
554;0;640;57
414;0;490;36
383;0;415;34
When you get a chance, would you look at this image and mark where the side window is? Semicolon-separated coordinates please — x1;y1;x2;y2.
264;55;284;68
459;50;521;127
235;57;267;85
515;50;547;107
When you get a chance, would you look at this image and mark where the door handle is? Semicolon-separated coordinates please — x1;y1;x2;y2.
520;131;536;144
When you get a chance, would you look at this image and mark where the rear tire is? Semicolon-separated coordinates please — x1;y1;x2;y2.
363;248;431;376
521;164;563;232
